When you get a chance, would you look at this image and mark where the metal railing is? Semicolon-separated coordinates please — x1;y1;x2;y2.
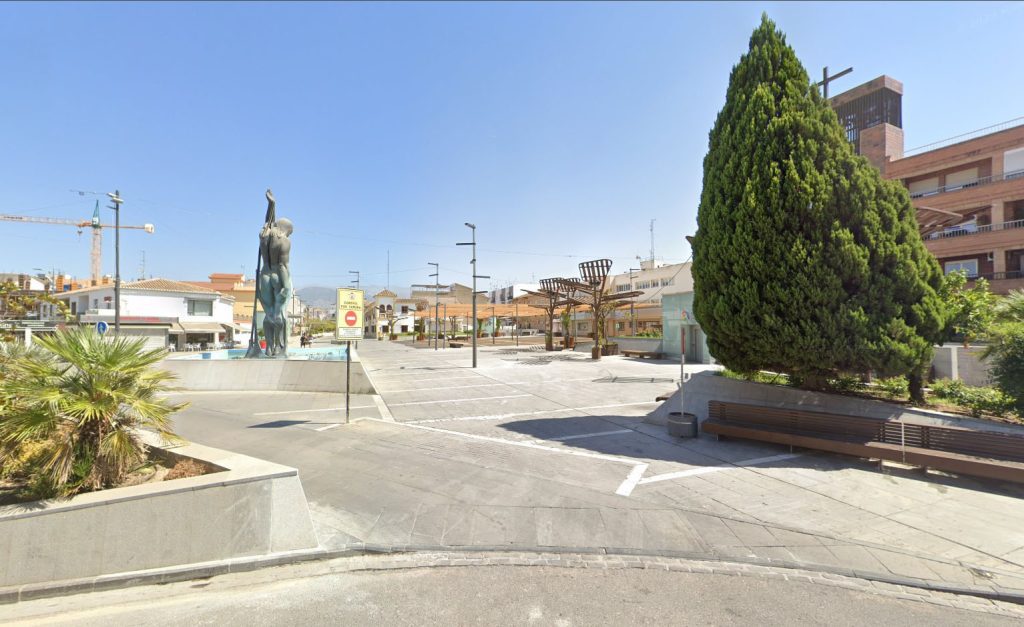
910;169;1024;199
904;116;1024;157
975;270;1024;282
927;218;1024;240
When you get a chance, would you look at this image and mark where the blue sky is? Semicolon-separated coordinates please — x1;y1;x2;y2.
2;1;1022;294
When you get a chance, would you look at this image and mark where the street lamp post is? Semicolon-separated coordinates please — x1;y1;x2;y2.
490;306;496;346
428;262;439;350
107;190;123;337
349;270;360;291
457;223;488;368
629;267;640;336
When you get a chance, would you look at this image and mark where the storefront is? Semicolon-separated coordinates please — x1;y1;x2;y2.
170;321;234;350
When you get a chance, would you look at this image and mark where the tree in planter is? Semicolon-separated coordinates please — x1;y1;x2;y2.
691;14;944;402
981;290;1024;412
560;309;573;347
0;327;186;497
939;270;995;348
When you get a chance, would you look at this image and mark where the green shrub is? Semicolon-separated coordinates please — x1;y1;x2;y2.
875;376;909;400
929;379;1016;418
828;374;864;394
720;369;790;386
982;324;1024;413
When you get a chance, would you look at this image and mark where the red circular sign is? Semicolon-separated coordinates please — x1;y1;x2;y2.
345;310;358;326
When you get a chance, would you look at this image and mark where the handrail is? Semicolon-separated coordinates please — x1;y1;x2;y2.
910;168;1024;199
926;218;1024;239
904;116;1024;156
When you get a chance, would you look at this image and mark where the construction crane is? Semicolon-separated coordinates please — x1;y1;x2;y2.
0;201;155;285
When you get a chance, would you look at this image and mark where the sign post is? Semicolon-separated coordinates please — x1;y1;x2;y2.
336;288;364;423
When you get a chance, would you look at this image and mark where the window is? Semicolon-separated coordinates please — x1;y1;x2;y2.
401;325;409;333
660;277;674;287
945;167;979;192
401;305;409;314
944;260;979;277
187;299;213;316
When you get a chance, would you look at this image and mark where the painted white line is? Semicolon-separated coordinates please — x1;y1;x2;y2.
373;374;483;381
315;423;343;432
377;420;639;466
575;401;659;411
407;408;577;425
253;406;375;416
503;377;600;386
382;382;508;393
636;453;803;486
550;429;633;442
389;394;531;407
372;394;394;421
616;464;649;496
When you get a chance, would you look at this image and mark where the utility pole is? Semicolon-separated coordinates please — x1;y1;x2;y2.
428;262;439;350
107;190;123;337
818;65;853;101
139;250;146;281
457;223;488;368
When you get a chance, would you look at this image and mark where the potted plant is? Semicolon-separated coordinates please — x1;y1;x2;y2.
560;310;573;350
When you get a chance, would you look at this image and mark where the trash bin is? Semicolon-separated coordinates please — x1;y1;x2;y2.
667;412;698;438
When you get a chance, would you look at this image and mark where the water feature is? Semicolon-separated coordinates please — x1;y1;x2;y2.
173;345;348;361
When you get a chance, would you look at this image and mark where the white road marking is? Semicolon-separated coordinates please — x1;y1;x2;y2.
373;374;483;381
550;429;633;441
389;394;531;407
253;406;375;416
573;401;659;411
636;453;803;486
406;408;577;425
315;423;343;432
372;394;394;421
376;420;639;466
615;464;649;496
381;382;508;393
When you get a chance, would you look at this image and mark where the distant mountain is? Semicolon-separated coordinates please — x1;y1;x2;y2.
295;286;338;308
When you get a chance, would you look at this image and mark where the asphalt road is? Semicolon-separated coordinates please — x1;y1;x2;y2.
5;563;1017;626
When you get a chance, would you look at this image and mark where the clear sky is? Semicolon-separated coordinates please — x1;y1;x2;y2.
2;1;1022;295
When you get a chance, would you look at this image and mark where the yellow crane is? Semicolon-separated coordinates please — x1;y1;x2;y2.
0;201;154;286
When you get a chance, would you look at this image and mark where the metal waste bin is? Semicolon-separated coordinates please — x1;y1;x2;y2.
667;412;698;438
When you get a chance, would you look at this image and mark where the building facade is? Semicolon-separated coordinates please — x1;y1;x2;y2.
831;76;1024;294
58;278;235;350
364;289;420;338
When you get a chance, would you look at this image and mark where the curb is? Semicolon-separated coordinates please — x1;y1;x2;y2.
4;542;1024;607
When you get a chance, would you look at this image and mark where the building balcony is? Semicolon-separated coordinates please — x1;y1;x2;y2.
969;271;1024;295
910;169;1024;199
924;219;1024;257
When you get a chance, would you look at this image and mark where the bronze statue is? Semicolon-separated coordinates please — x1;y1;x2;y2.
246;189;293;358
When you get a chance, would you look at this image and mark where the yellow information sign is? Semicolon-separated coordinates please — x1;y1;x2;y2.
335;288;364;340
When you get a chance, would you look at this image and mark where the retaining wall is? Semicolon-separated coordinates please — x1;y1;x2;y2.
0;433;319;588
931;345;993;387
647;371;1023;435
160;358;374;393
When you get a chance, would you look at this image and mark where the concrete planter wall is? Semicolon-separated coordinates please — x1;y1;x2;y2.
160;358;374;393
648;371;1023;436
0;433;319;589
931;344;993;387
570;337;664;354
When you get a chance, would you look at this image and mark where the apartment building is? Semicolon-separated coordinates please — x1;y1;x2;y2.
831;76;1024;293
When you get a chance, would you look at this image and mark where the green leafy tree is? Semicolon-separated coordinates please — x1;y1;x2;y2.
939;270;995;347
691;15;944;401
0;327;186;497
995;289;1024;324
981;324;1024;413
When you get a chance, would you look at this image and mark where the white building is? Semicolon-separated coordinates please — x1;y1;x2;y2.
489;283;540;304
58;278;235;350
364;289;420;338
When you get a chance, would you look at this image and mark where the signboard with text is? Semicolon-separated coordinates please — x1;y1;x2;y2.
335;288;364;340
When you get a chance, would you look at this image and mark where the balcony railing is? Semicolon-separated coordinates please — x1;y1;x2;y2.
909;168;1024;199
970;271;1024;281
926;218;1024;240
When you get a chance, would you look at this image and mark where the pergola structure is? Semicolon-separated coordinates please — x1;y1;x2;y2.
522;277;584;351
553;259;642;360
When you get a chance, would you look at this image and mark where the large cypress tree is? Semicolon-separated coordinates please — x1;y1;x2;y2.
692;15;944;399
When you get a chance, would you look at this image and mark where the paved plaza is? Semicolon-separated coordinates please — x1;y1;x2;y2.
156;339;1024;597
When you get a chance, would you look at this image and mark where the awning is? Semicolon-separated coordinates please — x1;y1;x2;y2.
171;322;231;334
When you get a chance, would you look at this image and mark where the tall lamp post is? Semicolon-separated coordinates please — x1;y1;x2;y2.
490;306;496;345
349;270;360;291
456;223;488;368
428;262;440;350
107;190;123;337
629;267;640;336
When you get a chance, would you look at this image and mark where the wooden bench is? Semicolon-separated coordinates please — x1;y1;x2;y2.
622;350;665;360
702;401;1024;484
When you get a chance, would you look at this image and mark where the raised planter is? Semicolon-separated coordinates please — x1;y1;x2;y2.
646;370;1024;436
0;432;319;589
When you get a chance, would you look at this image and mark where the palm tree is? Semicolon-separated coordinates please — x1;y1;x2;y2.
995;289;1024;324
0;327;187;496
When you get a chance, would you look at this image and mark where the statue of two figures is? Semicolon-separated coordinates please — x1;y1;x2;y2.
246;189;293;358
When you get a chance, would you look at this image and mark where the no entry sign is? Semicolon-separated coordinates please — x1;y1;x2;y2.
335;288;364;340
